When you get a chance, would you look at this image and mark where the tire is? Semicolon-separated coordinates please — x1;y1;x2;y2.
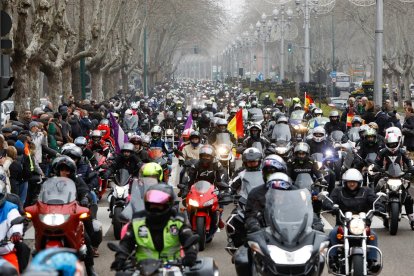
351;254;365;276
389;202;400;235
112;206;124;240
196;217;206;251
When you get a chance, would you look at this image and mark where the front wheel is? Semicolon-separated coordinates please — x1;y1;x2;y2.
196;216;206;251
389;201;400;235
112;206;124;240
351;254;365;276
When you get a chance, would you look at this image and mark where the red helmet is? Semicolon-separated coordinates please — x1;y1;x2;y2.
97;124;111;140
182;128;194;140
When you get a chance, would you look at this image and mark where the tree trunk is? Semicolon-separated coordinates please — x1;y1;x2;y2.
71;64;81;100
404;73;411;101
62;65;72;103
45;70;63;110
397;75;403;109
121;69;128;94
11;59;29;113
28;63;41;110
91;68;103;101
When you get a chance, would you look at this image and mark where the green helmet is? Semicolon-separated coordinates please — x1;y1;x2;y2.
292;97;300;104
140;162;163;182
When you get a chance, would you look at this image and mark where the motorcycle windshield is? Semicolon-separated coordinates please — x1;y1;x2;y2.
366;153;377;164
348;127;360;142
118;169;130;186
240;171;264;199
387;163;404;178
308;117;329;129
272;124;291;141
329;130;344;143
294;173;314;190
215;133;233;147
265;189;313;244
122;177;159;219
311;153;324;163
248;108;264;122
149;147;163;160
252;142;263;154
290;110;305;121
176;110;183;119
39;177;77;205
194;181;212;194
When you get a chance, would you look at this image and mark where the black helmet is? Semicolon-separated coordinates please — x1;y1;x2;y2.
242;147;262;171
166;111;174;119
52;156;77;176
191;108;200;118
189;131;200;140
144;184;175;217
201;111;211;122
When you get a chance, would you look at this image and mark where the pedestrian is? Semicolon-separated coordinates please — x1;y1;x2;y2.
19;110;32;130
10;141;30;205
362;100;376;124
374;105;389;136
402;106;414;159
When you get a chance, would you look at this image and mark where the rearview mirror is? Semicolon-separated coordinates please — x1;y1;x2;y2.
10;216;25;227
376;192;387;198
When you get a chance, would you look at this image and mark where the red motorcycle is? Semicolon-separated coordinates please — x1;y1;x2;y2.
184;181;230;251
94;151;109;199
25;177;90;257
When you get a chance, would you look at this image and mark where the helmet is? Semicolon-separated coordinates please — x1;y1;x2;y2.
214;112;225;119
60;143;77;153
351;116;363;126
251;101;258;108
365;128;377;145
312;126;326;143
189;131;200;140
112;112;119;120
129;135;142;145
0;180;7;207
182;128;194;140
277;96;283;101
165;129;174;137
131;102;139;110
292;97;300;104
142;135;151;145
99;119;109;126
342;168;363;189
262;154;287;181
385;132;400;153
238;101;246;108
151;125;162;140
91;130;102;142
329;110;339;118
144;184;175;216
249;123;261;139
263;108;272;114
121;143;134;152
242;147;262;171
277;116;288;124
61;145;83;161
201;111;211;121
199;145;215;167
230;108;238;115
140;162;163;182
266;172;292;190
191;108;200;118
26;248;83;276
166;111;174;119
385;127;402;143
125;109;133;116
52;156;77;176
217;119;228;132
97;124;111;140
294;103;302;110
294;142;310;164
313;108;323;117
358;125;370;137
74;136;87;147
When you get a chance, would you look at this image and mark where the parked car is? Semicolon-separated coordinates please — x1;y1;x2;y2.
328;98;348;111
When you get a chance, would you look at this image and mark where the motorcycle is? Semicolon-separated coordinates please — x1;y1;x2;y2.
273;139;293;161
108;169;131;240
377;163;411;235
213;133;235;177
25;177;89;257
226;171;264;254
320;191;385;276
247;188;329;276
149;147;170;183
184;180;230;251
0;216;26;273
93;151;109;200
107;241;219;276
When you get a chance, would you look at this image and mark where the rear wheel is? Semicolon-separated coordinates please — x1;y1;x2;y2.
389;202;400;235
351;255;364;276
196;217;206;251
112;206;124;240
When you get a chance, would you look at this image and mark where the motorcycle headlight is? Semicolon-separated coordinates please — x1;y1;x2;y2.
217;146;229;156
349;218;365;235
325;150;333;158
203;198;214;207
268;245;313;265
40;214;70;226
189;199;199;207
115;186;129;198
275;147;287;155
316;161;323;170
387;179;402;192
293;125;299;130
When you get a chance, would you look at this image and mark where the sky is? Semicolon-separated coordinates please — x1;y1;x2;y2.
221;0;245;20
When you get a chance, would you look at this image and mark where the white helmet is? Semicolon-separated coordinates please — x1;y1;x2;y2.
385;132;400;153
125;109;133;116
385;127;402;143
131;102;139;109
342;168;363;186
312;126;326;143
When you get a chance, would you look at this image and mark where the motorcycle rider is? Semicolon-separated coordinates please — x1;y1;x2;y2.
208;119;237;145
354;128;384;170
322;168;383;272
374;132;414;228
110;184;199;271
288;97;301;114
122;109;138;133
104;143;142;179
0;180;24;272
74;136;97;166
87;130;110;156
203;100;217;114
324;110;346;135
262;94;273;107
150;126;172;155
129;135;150;163
180;131;202;164
274;96;286;113
160;111;176;130
52;156;97;276
238;123;271;154
190;107;200;130
230;147;263;193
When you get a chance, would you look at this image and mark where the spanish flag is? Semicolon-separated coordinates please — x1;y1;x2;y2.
228;109;244;139
304;92;314;111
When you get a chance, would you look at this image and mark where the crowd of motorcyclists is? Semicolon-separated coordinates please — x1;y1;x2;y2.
0;79;412;275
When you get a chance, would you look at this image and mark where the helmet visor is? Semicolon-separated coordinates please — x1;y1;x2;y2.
145;190;171;205
387;142;399;149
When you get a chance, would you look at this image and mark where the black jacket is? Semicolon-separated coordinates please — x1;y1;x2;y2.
288;158;324;182
374;111;389;136
375;148;414;172
106;154;142;178
185;160;228;190
324;121;346;135
403;114;414;151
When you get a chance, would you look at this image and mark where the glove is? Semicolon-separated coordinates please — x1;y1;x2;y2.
179;159;184;166
331;204;340;215
79;196;89;207
182;252;197;267
10;233;22;244
321;180;328;187
110;257;126;271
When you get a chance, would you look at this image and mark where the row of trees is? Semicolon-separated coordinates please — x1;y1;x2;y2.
2;0;223;112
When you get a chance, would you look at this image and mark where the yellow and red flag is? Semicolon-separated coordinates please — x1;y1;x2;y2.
304;92;314;111
227;109;244;139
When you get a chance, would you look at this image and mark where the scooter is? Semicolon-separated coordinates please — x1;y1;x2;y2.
25;177;89;258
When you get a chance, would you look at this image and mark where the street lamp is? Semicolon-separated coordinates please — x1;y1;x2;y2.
256;14;271;79
273;5;293;81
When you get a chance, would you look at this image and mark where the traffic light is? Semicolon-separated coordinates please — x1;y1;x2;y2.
254;55;257;61
288;43;292;53
0;76;14;102
1;10;13;49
